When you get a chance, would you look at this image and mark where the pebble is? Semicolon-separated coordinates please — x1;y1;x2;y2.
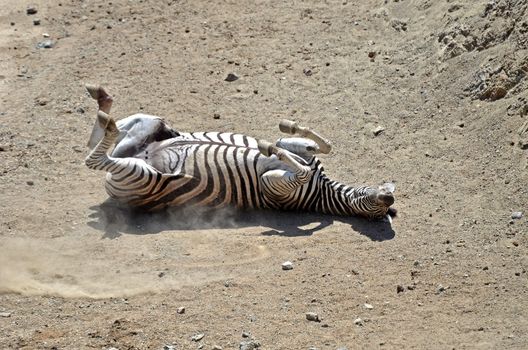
353;317;364;326
303;68;313;76
364;303;373;309
0;312;11;317
33;19;41;26
242;331;250;338
239;340;261;350
213;113;221;119
26;6;38;15
225;73;239;82
36;40;54;49
27;181;34;186
282;261;294;270
511;212;523;220
436;284;446;294
191;333;205;342
396;285;405;293
306;312;320;322
177;306;185;314
372;126;385;136
163;346;176;350
212;346;223;350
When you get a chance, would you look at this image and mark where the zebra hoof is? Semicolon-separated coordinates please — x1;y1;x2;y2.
85;84;101;100
279;119;298;135
258;140;278;157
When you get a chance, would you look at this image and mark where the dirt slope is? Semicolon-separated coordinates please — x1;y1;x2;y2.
0;0;527;349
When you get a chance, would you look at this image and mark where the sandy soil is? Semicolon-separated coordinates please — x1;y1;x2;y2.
1;0;527;349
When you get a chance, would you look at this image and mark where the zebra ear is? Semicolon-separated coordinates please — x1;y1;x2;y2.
379;182;395;194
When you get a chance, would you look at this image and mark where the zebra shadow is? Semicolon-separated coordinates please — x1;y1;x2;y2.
87;199;395;241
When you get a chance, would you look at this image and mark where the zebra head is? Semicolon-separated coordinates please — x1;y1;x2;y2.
374;182;396;222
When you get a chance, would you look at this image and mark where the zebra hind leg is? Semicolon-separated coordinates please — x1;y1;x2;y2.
85;84;114;149
279;119;332;154
258;140;313;199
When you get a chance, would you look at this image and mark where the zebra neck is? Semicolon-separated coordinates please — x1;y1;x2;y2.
315;176;377;216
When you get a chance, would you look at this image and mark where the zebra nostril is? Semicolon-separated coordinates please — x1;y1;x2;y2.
377;193;394;206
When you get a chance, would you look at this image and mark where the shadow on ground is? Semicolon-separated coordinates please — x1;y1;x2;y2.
87;199;396;241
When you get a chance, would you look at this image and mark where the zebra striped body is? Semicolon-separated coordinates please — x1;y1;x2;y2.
86;113;395;219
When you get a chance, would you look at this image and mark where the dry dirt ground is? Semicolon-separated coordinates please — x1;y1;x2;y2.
1;0;527;349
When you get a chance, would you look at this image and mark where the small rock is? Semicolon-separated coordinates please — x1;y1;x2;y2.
158;271;165;278
33;19;41;26
191;333;205;342
353;317;364;326
0;312;11;317
27;181;34;186
225;73;239;82
242;331;250;338
364;303;373;310
303;68;313;76
239;340;260;350
396;285;405;293
511;212;523;220
76;107;85;114
368;51;376;60
436;284;446;294
212;346;223;350
177;307;185;314
282;261;294;270
36;40;54;49
213;113;220;119
372;126;385;136
163;346;176;350
306;312;320;322
26;6;38;15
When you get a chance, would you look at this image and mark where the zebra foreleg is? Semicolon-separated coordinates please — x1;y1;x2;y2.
85;111;158;176
258;140;314;200
279;119;332;154
85;84;114;149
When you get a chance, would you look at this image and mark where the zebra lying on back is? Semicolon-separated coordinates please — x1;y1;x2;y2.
85;85;396;221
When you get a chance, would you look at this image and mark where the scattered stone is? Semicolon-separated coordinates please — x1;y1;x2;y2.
191;333;205;342
396;285;405;293
306;312;320;322
239;340;260;350
26;6;38;15
457;121;465;128
163;346;176;350
225;73;239;82
337;347;349;350
27;181;34;186
390;18;407;32
36;40;54;49
213;113;220;119
353;317;364;326
242;331;250;338
33;19;41;26
282;261;294;270
512;240;519;247
42;33;50;38
368;51;376;60
436;284;446;294
511;212;523;220
212;346;223;350
0;312;11;317
177;307;185;314
76;107;85;114
158;271;165;278
364;303;373;310
303;68;313;76
372;125;385;136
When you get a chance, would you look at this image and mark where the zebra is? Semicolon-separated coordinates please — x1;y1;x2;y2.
84;85;396;221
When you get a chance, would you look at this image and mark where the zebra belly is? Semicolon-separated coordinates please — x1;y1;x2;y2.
105;143;268;210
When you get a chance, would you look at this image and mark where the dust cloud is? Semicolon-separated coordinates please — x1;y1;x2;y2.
0;234;270;299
